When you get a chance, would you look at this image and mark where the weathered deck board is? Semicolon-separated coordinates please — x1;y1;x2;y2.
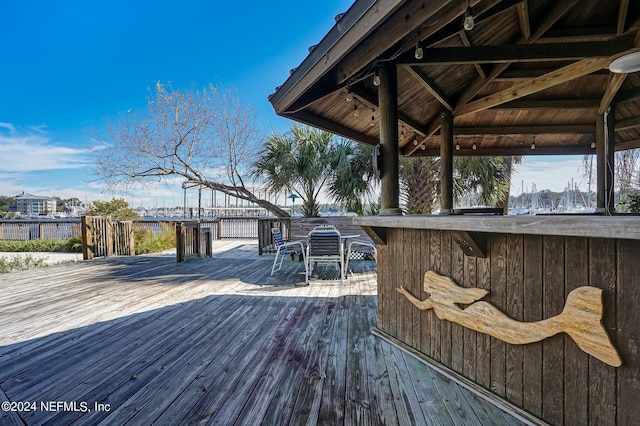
0;240;532;425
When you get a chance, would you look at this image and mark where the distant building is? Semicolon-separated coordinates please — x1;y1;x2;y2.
14;192;57;216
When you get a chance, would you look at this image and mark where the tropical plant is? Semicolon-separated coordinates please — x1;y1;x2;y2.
328;141;376;215
253;125;375;217
454;156;512;207
400;157;440;214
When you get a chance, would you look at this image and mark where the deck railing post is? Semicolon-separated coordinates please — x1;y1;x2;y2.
81;216;93;260
176;222;184;262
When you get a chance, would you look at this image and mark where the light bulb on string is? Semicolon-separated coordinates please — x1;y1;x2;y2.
531;136;536;150
373;70;381;86
370;108;376;127
414;28;423;60
463;0;474;31
353;103;359;117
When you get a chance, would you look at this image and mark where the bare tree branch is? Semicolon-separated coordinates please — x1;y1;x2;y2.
92;82;290;217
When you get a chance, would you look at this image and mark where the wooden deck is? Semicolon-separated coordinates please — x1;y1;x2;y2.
0;240;534;425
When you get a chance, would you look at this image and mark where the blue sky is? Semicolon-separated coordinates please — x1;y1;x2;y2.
0;0;589;208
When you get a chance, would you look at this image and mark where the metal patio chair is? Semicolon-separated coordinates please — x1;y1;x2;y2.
271;228;306;276
345;240;377;275
305;228;344;285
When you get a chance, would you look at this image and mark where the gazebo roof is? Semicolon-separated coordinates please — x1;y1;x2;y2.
269;0;640;157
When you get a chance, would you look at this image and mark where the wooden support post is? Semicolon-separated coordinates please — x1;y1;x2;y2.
176;222;184;262
606;107;616;214
38;222;45;240
596;110;616;214
128;222;136;255
378;64;403;216
440;109;454;214
81;216;93;260
106;217;114;257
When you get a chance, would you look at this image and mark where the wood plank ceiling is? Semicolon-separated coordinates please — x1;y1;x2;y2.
269;0;640;157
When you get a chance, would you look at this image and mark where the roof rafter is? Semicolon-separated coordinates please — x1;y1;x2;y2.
397;39;633;65
406;0;585;156
456;57;611;117
517;1;531;40
618;0;630;35
454;0;580;112
285;111;379;146
402;65;453;112
459;32;486;79
599;73;628;114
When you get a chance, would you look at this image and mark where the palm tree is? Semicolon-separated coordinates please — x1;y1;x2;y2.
454;156;511;207
252;125;336;217
400;157;440;214
327;140;376;215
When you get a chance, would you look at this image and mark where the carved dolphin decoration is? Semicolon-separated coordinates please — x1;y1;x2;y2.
398;271;622;367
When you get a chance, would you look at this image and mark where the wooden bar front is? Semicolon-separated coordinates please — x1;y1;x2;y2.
355;215;640;426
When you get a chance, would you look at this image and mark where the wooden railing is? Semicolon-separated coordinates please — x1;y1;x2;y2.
81;216;135;260
0;220;80;240
176;221;213;262
257;218;292;254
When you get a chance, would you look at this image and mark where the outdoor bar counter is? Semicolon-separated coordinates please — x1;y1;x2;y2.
354;215;639;426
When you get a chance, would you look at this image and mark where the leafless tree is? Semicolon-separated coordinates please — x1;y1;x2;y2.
93;82;289;216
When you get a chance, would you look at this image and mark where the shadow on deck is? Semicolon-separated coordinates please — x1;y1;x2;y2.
0;240;533;425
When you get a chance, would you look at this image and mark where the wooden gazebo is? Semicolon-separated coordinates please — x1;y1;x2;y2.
269;1;640;425
270;0;640;214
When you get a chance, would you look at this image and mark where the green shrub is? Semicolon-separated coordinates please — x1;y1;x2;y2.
0;239;68;252
0;254;48;273
134;224;176;254
63;234;83;252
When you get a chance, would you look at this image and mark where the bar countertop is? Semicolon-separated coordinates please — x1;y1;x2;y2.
354;214;640;240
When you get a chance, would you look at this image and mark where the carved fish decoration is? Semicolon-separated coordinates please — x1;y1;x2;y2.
398;271;622;367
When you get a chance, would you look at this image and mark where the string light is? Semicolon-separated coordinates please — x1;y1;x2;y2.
464;0;474;31
421;144;426;150
400;124;406;140
370;108;376;126
353;101;359;117
455;137;460;150
346;86;353;102
373;69;381;86
472;137;477;150
414;29;423;60
531;136;536;150
413;133;418;145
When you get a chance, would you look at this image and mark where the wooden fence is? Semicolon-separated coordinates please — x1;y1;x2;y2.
176;221;213;262
81;216;135;260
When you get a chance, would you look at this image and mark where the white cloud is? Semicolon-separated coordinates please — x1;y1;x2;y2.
0;125;91;172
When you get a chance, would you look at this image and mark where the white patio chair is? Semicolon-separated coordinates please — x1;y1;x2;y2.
345;240;377;275
305;228;344;285
271;228;306;276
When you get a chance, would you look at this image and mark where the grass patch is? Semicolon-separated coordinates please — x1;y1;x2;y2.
0;254;48;273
